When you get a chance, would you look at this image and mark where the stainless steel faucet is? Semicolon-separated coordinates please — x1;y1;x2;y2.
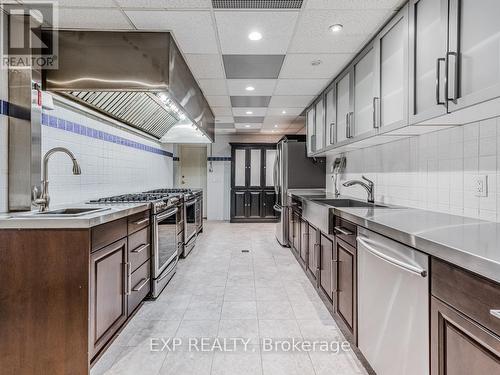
34;147;82;212
342;175;375;203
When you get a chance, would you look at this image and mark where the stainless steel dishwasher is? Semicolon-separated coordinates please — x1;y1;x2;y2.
357;227;429;375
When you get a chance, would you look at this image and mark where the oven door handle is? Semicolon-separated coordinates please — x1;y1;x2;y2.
156;207;178;221
185;200;196;207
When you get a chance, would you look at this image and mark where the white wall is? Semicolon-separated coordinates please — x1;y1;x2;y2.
327;117;500;222
39;101;174;207
206;134;282;221
0;12;9;213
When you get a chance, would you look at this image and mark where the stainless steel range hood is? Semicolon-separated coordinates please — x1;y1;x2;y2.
42;30;214;143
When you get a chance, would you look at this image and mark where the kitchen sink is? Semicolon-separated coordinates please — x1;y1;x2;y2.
22;207;110;217
312;199;389;208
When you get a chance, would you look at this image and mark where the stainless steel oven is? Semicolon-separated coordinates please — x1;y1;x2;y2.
152;205;179;298
183;196;197;257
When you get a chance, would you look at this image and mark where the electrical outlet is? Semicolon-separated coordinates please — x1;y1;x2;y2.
473;175;488;197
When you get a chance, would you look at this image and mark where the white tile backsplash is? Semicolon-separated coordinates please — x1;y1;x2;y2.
39;104;174;207
326;116;500;222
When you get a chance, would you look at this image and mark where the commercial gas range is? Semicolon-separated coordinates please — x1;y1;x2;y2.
145;188;203;257
89;192;183;298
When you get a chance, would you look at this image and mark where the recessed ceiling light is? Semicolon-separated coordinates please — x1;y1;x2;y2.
245;86;255;91
311;59;322;66
274;124;278;128
245;124;251;128
281;110;286;114
329;24;343;33
246;111;253;115
248;31;262;41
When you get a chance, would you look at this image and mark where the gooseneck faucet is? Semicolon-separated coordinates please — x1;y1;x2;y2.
342;175;375;203
34;147;82;212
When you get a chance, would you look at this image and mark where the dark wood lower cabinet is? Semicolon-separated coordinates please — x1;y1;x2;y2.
431;296;500;374
300;218;308;264
230;190;277;222
308;225;319;279
319;233;335;301
293;211;300;252
336;237;357;336
89;238;128;358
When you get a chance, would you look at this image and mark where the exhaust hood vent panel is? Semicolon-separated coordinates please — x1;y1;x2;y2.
68;91;179;139
42;31;215;143
212;0;303;8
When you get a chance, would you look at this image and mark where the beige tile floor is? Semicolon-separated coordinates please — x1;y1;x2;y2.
91;222;367;375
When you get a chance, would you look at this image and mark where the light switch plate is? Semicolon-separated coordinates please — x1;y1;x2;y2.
473;174;488;197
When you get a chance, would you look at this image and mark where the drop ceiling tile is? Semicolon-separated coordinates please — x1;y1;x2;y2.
269;95;315;108
266;107;304;116
198;79;228;95
235;123;262;130
214;11;299;54
305;0;404;9
56;0;117;6
57;8;133;29
125;10;218;53
231;96;271;107
206;95;231;107
234;116;265;123
212;107;233;116
117;0;211;9
215;116;234;123
185;54;225;79
215;123;235;129
263;115;297;126
232;107;268;116
223;55;285;79
227;79;277;96
274;79;329;96
280;53;353;79
289;9;391;53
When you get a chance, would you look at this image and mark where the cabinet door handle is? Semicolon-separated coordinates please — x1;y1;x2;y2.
329;122;335;144
124;262;132;296
133;218;149;226
345;113;349;138
436;57;446;105
131;243;149;253
334;226;353;236
132;277;150;292
372;97;380;128
446;51;458;101
490;310;500;319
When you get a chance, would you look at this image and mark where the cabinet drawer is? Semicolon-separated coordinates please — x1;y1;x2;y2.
128;227;151;273
128;210;150;234
91;218;127;252
333;217;357;248
128;260;151;315
431;258;500;336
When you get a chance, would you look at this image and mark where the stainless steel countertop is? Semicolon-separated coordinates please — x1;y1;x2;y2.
0;203;150;229
289;190;500;283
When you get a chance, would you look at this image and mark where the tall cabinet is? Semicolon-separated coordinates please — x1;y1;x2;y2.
230;143;278;223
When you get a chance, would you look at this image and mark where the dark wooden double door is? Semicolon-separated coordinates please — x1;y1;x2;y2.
230;143;277;222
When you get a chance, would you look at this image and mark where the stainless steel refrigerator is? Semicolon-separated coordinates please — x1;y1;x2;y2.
273;135;325;246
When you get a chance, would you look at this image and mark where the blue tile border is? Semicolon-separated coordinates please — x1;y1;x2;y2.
41;113;173;158
1;100;173;157
208;156;232;161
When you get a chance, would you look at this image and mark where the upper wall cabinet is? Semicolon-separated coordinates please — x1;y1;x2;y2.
446;0;500;112
409;0;449;123
376;6;409;131
306;107;316;156
336;70;353;144
352;43;378;138
325;86;336;147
